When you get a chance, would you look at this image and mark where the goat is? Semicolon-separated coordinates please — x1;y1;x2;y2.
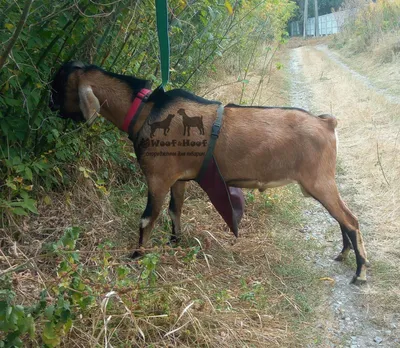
149;113;175;137
177;108;205;136
49;61;369;284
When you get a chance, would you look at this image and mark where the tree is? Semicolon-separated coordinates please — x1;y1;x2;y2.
314;0;319;36
303;0;308;37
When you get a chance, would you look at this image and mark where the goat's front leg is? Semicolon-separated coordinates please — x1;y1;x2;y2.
131;178;171;258
169;181;186;244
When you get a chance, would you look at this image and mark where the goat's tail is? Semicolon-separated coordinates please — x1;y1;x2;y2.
318;114;337;130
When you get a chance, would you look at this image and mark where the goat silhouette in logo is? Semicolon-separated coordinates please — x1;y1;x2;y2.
177;109;204;136
149;114;175;138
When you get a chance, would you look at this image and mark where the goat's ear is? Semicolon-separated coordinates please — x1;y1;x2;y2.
78;85;100;125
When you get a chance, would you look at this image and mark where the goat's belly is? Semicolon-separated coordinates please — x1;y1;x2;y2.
226;179;295;191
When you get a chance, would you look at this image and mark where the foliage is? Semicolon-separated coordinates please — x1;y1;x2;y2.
0;227;95;347
0;281;36;347
332;0;400;53
0;226;217;346
291;0;345;22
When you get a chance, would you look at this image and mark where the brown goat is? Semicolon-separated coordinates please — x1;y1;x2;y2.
49;61;369;284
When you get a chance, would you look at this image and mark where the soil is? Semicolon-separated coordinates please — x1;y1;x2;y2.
287;44;400;347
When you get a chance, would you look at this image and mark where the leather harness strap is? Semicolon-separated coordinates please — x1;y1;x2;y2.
123;95;225;182
196;104;224;182
122;88;152;134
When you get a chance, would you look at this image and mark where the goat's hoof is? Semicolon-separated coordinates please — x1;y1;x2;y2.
350;275;367;285
169;235;181;245
131;251;144;259
334;253;345;262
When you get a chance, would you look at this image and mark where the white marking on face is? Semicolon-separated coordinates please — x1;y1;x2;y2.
78;85;100;123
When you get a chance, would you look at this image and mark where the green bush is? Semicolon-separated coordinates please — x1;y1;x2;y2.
333;0;400;53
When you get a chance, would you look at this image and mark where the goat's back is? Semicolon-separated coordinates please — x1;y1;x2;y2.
214;106;338;183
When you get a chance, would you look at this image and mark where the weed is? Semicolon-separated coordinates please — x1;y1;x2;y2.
333;0;400;54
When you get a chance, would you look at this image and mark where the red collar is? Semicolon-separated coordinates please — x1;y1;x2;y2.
121;88;152;133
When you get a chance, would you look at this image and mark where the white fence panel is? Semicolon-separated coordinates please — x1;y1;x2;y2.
289;9;353;36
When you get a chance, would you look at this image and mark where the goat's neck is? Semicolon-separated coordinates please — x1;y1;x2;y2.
91;85;132;129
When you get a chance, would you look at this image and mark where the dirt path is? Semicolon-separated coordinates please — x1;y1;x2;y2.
288;45;400;347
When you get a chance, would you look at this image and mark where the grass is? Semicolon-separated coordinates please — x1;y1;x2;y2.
244;185;328;343
331;0;400;55
1;173;330;346
329;0;400;98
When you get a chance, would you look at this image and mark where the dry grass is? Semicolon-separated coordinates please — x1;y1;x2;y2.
332;31;400;98
201;46;290;107
286;36;332;49
0;181;314;347
332;0;400;54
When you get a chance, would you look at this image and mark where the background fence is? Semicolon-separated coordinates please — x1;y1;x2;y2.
289;9;355;36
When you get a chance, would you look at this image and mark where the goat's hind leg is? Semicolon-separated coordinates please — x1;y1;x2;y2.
302;180;368;284
334;225;353;262
169;181;186;244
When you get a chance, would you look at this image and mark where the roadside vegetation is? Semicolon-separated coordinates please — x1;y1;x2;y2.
330;0;400;96
332;0;400;55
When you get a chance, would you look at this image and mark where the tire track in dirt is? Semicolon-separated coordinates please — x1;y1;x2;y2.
315;45;400;106
288;47;400;347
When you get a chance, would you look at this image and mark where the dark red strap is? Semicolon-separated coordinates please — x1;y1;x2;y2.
121;89;152;132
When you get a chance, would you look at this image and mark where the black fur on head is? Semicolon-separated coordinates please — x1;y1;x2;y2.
49;61;87;122
49;61;153;123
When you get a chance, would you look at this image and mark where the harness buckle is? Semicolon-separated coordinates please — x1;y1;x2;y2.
211;123;221;138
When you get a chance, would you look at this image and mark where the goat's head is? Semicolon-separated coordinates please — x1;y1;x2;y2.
177;108;185;116
50;61;99;124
